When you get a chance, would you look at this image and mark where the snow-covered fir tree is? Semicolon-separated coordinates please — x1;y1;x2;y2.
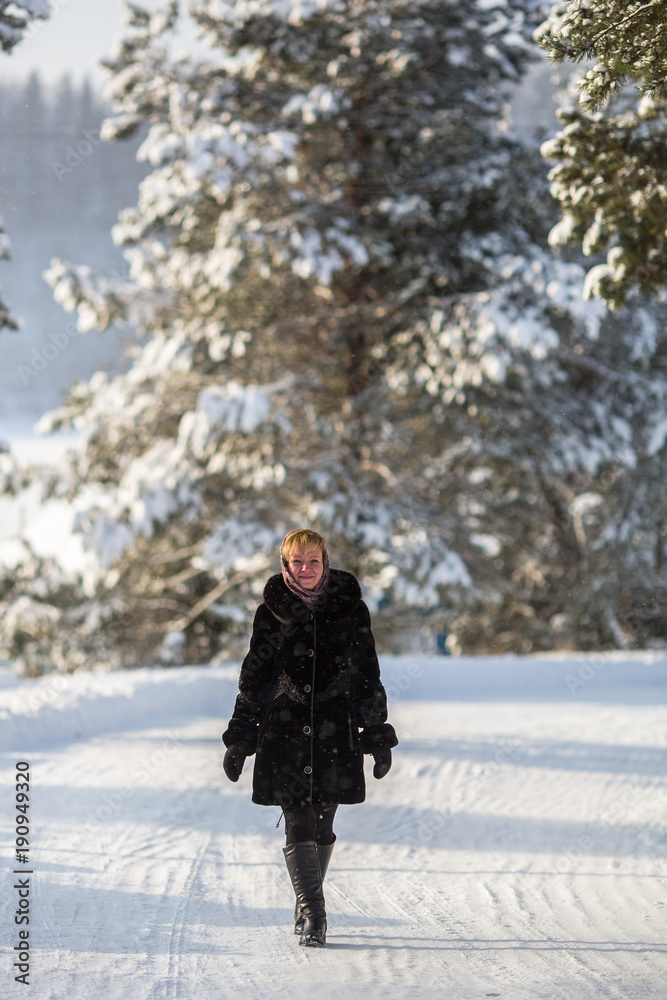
5;0;667;673
537;0;667;309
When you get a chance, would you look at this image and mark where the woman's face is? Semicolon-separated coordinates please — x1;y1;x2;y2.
287;545;324;589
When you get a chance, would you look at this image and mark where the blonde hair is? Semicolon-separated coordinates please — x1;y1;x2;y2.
280;529;328;564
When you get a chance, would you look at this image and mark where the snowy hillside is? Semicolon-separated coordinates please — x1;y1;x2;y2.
2;653;666;999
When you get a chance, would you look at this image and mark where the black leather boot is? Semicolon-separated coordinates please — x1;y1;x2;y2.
294;839;335;936
283;841;327;947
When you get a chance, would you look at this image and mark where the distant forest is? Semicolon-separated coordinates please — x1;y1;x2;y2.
0;73;147;420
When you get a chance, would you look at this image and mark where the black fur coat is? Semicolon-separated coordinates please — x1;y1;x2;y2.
222;569;398;806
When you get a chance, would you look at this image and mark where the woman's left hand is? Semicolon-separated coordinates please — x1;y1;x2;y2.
371;747;392;779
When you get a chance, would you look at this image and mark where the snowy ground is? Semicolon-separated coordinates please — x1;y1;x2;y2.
1;653;666;1000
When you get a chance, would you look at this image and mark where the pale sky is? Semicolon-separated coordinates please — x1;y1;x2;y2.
0;0;126;88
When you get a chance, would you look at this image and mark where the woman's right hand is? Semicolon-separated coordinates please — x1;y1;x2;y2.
223;745;247;782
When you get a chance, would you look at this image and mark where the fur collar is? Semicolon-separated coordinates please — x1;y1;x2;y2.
263;568;362;623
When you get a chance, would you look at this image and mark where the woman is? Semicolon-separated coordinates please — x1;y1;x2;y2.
222;528;398;948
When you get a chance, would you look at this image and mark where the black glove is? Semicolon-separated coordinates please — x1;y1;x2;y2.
371;746;392;779
223;745;247;782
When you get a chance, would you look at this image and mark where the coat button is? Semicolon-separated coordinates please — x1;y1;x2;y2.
304;766;312;774
303;726;311;735
306;649;314;657
304;684;311;692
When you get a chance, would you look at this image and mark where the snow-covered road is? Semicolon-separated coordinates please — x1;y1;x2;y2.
2;654;666;999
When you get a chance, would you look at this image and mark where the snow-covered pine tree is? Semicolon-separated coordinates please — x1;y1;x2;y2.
6;0;667;672
537;0;667;309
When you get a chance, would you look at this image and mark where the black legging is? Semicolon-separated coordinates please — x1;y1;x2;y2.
283;804;338;846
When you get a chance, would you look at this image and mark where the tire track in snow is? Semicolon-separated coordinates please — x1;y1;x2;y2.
160;831;212;1000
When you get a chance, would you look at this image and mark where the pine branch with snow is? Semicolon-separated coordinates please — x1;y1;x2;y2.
537;1;667;307
0;0;50;54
